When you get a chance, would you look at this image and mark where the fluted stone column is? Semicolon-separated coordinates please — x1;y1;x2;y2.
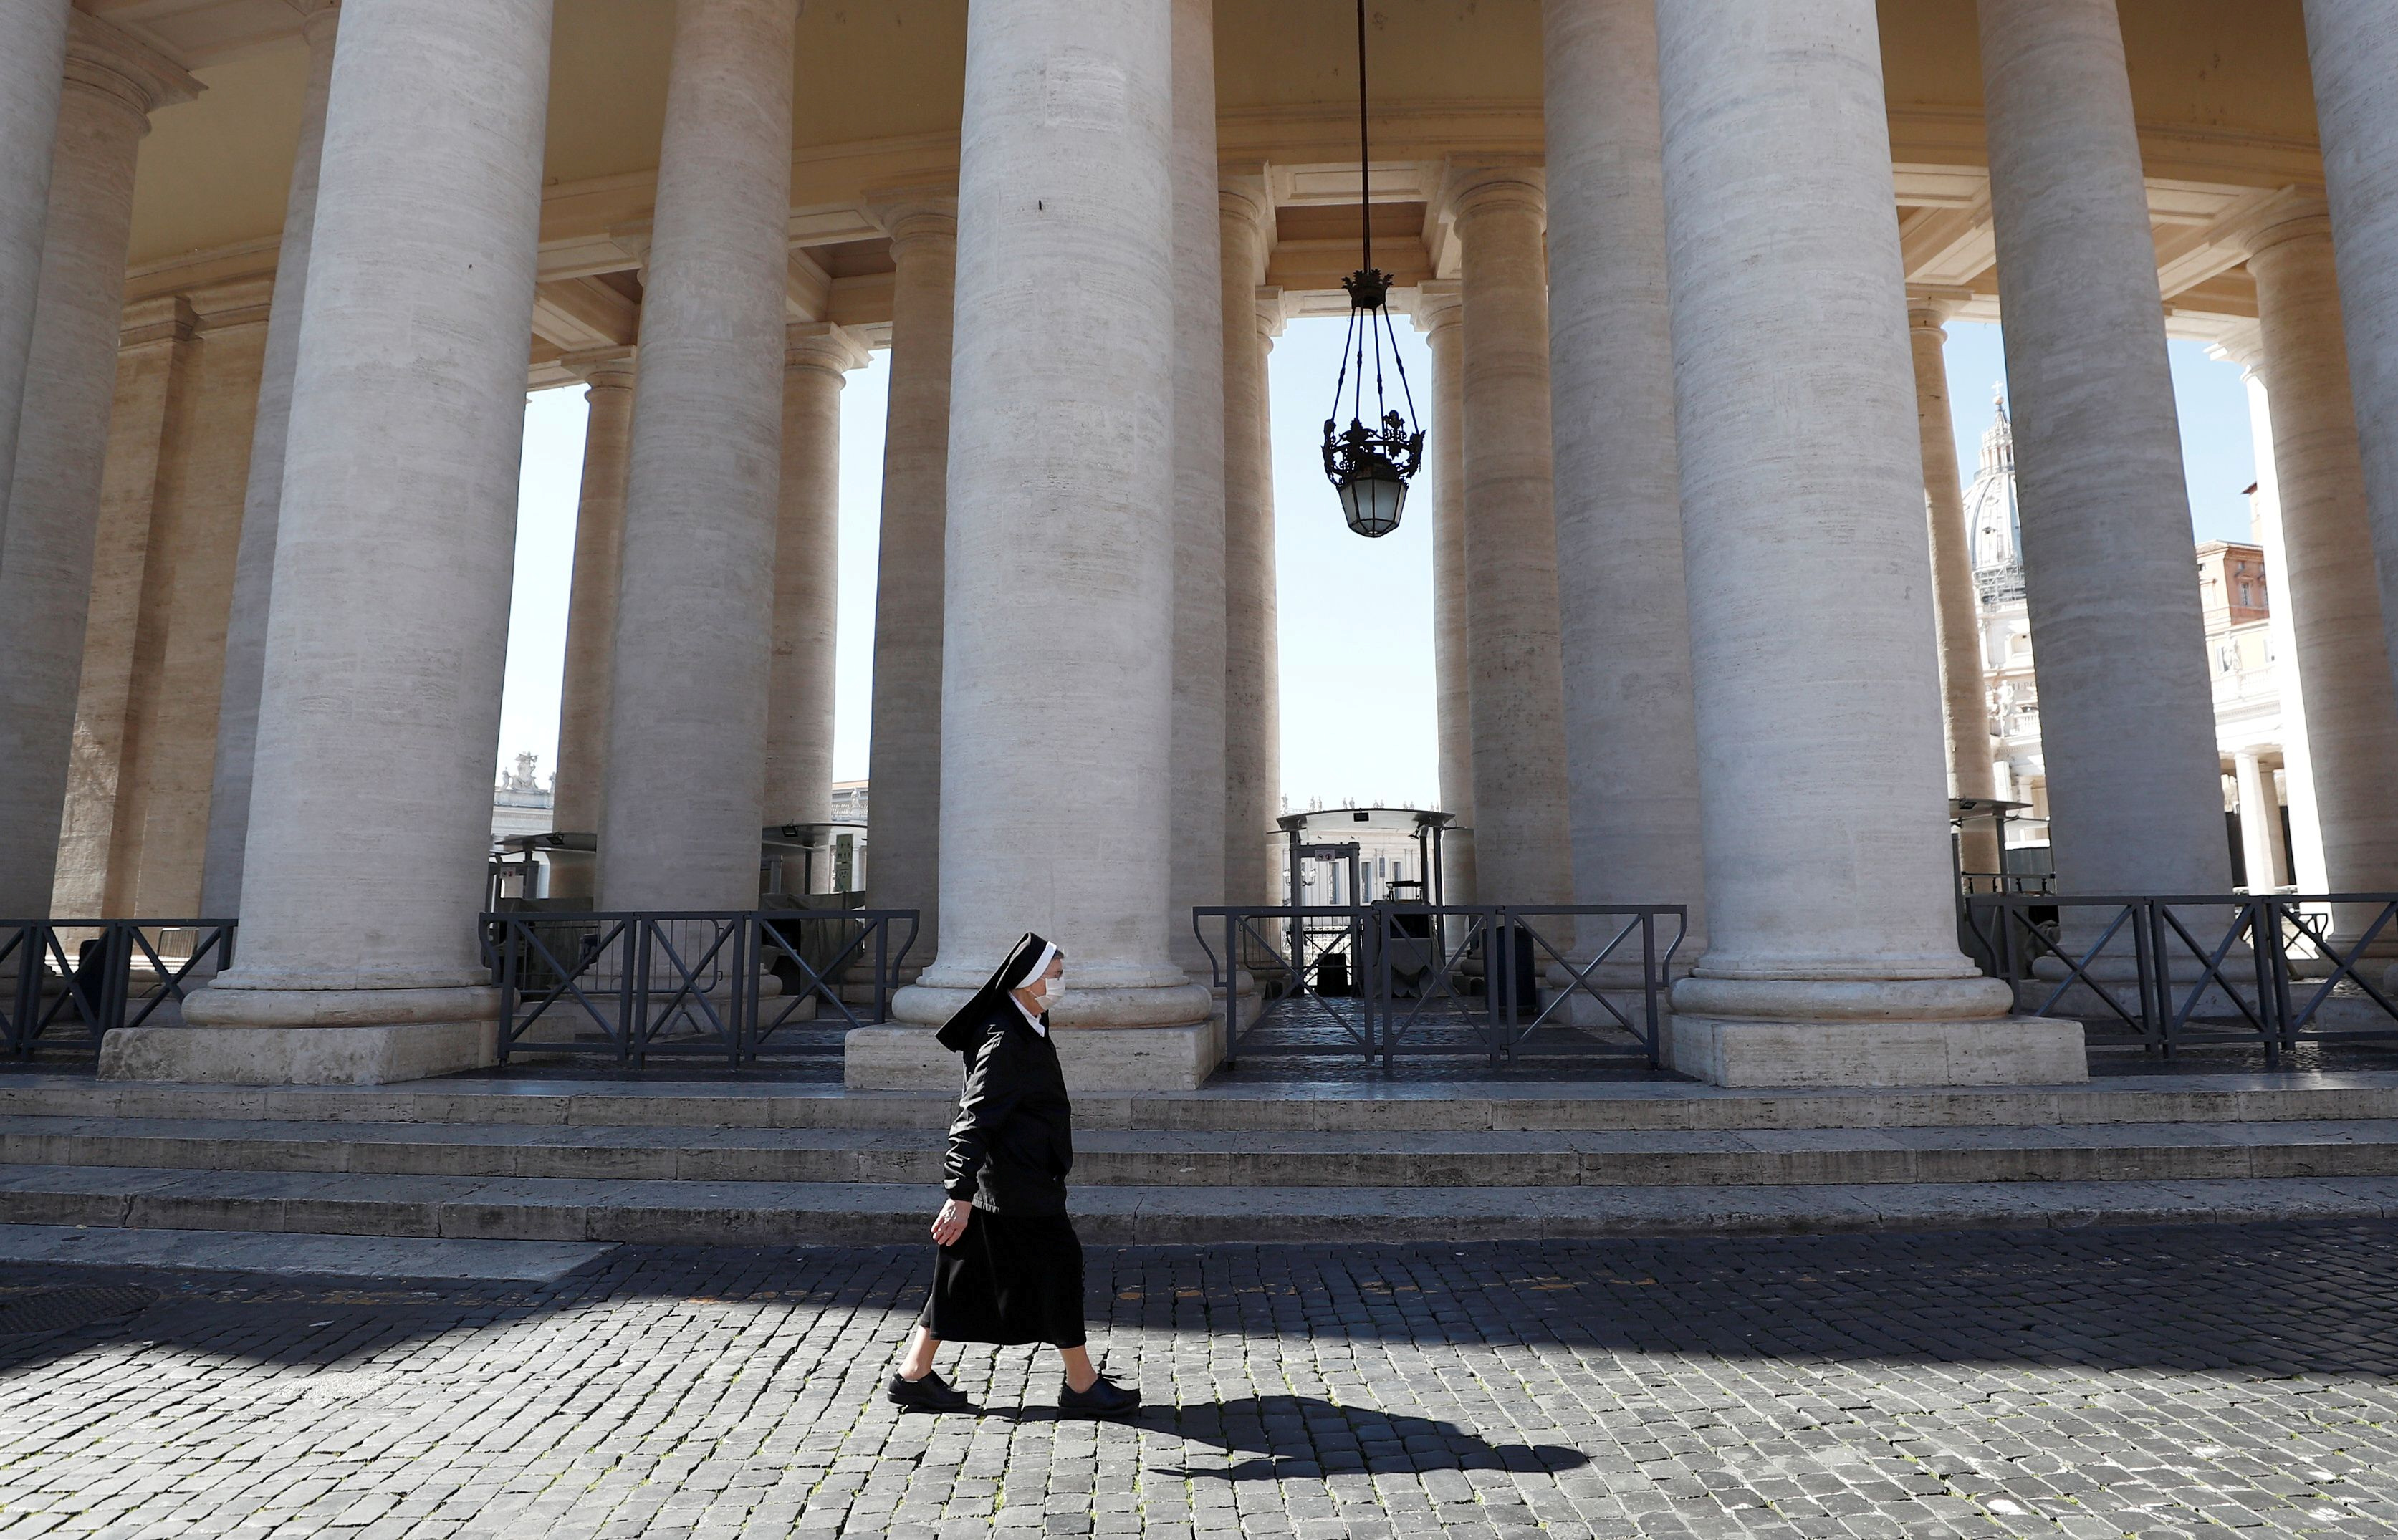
0;18;197;921
201;0;340;920
2303;0;2398;701
549;349;637;902
1978;0;2230;899
1167;0;1227;978
1219;175;1280;904
141;0;556;1084
1543;0;1707;961
873;0;1213;1091
0;0;70;547
51;298;198;918
2243;208;2398;908
1653;0;2074;1087
599;0;799;912
1412;280;1476;903
863;191;955;956
1909;300;2003;875
1448;166;1572;908
767;323;868;829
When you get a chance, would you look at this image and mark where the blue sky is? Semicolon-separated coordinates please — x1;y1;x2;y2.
497;316;2258;816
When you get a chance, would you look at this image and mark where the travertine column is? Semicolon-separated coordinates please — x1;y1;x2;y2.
879;0;1212;1087
863;191;955;952
1978;0;2230;897
1909;300;2002;873
1412;280;1476;902
1449;165;1572;906
153;0;557;1086
0;18;196;921
2233;751;2290;890
1218;173;1280;904
767;323;868;828
1543;0;1707;956
2243;208;2398;903
1654;0;2071;1087
599;0;799;912
52;298;198;918
2303;0;2398;700
1167;0;1227;976
0;0;70;545
200;0;340;920
549;348;637;901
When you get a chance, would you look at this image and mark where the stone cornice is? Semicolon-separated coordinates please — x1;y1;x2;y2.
67;11;203;120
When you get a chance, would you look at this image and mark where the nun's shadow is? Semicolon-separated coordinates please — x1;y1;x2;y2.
1000;1393;1588;1482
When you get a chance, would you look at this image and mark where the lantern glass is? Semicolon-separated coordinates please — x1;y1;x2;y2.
1338;459;1409;538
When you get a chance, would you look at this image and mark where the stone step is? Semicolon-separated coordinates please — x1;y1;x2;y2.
1;1165;2393;1244
10;1070;2398;1132
9;1113;2398;1187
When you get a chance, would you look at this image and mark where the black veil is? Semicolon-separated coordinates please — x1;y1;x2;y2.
934;931;1057;1054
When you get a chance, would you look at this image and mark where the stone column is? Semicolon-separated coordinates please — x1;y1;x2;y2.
52;298;198;918
862;191;956;953
2233;751;2290;890
0;17;197;921
201;0;340;920
2303;0;2398;701
1977;0;2230;898
1219;176;1280;905
598;0;799;912
1167;0;1227;976
146;0;557;1086
1412;280;1476;902
1653;0;2074;1087
875;0;1212;1090
1543;0;1707;958
548;348;637;902
0;0;70;546
1448;165;1572;906
766;323;868;829
2242;208;2398;905
1909;299;2003;874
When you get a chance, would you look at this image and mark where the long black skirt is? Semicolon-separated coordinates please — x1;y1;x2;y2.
920;1209;1085;1349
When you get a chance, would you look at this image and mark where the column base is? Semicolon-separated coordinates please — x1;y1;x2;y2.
100;1021;499;1085
1668;1016;2087;1087
845;1022;1214;1092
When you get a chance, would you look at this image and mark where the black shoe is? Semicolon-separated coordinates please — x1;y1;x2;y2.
1060;1373;1141;1418
886;1370;971;1413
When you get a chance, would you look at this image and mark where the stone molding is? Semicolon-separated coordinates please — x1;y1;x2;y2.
1440;160;1546;225
1410;276;1461;335
1254;285;1287;342
118;294;198;350
66;11;201;125
561;346;637;391
783;320;870;377
861;184;958;256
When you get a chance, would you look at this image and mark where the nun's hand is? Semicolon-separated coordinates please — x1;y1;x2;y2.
931;1198;971;1247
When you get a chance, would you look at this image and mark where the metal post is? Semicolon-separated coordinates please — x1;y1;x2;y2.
1641;911;1660;1067
497;917;519;1064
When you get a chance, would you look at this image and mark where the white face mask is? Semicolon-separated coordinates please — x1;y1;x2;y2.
1037;972;1066;1013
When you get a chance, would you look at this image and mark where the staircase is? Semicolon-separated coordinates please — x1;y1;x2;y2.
0;1073;2394;1244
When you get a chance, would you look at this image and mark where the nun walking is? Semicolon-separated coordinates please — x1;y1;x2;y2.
886;933;1141;1418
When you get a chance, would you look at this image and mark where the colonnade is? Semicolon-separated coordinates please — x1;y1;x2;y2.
2;0;2396;1089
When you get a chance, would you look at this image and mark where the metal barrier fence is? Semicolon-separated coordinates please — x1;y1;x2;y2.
0;920;235;1057
482;908;918;1067
1191;904;1687;1073
1964;892;2398;1064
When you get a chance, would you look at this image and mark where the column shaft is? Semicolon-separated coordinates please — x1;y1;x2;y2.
1166;0;1227;974
1218;182;1278;905
863;195;956;950
2245;213;2398;897
1909;307;2002;872
162;0;556;1086
888;0;1211;1067
549;350;637;902
1978;0;2229;896
599;0;798;911
766;324;866;829
1414;281;1474;901
1653;0;2063;1087
2233;751;2289;890
0;19;195;920
201;1;339;919
1543;0;1707;947
0;0;70;547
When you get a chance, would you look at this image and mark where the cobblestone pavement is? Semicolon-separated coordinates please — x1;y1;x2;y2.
0;1223;2394;1539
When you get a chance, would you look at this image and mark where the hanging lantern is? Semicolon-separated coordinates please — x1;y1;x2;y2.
1320;0;1424;540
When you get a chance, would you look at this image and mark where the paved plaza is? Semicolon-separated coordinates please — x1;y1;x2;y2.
0;1223;2392;1538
